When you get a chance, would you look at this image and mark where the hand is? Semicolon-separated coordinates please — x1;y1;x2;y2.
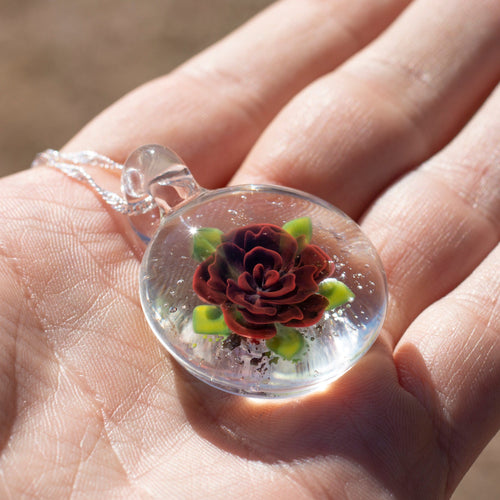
1;0;498;497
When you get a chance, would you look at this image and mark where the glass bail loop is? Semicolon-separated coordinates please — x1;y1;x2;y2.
121;144;203;242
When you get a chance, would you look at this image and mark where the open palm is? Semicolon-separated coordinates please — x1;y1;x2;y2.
0;1;499;498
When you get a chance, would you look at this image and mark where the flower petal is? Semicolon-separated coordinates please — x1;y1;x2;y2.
258;273;296;298
262;269;280;288
237;271;256;293
216;242;245;275
244;246;283;274
292;266;320;294
226;280;277;316
259;267;317;305
240;303;300;324
274;304;305;323
222;224;276;250
298;244;333;282
244;225;282;253
222;305;277;339
285;294;329;327
192;255;226;304
252;263;265;285
277;231;299;270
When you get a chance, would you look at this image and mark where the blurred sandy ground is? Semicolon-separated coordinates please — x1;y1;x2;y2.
0;1;497;498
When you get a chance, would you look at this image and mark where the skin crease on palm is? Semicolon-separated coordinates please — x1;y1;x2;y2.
0;0;499;497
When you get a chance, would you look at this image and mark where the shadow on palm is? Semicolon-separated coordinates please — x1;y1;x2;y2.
174;340;448;495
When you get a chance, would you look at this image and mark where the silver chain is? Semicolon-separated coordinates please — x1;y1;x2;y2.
32;149;156;216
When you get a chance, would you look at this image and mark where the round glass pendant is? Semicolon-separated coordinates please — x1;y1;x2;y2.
122;145;387;398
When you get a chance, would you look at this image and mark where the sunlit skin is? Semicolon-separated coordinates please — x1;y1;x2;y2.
0;0;499;498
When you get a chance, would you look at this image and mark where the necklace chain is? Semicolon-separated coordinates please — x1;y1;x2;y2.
32;149;155;215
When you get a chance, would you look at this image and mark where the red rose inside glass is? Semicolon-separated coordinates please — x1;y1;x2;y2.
193;224;333;339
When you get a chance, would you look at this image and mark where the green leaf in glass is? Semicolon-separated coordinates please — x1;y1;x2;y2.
192;305;231;335
282;217;312;244
319;278;355;310
266;324;305;360
192;227;223;262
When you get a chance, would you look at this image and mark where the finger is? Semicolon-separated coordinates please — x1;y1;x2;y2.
394;244;500;496
232;0;500;217
362;83;500;345
64;0;410;187
0;259;21;450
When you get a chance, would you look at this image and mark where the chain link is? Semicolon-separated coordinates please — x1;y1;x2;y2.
32;149;155;216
